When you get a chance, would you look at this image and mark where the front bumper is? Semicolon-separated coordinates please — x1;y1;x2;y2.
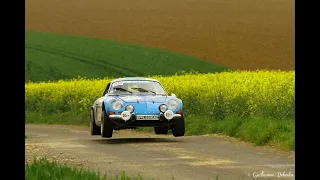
109;110;182;127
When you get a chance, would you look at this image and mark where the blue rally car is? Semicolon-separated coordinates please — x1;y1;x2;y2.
90;77;185;138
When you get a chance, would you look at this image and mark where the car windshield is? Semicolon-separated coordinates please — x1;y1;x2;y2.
109;80;166;95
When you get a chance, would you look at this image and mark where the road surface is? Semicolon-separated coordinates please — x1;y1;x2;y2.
25;124;295;180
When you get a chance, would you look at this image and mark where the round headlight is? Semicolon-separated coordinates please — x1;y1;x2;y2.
164;110;174;120
159;104;168;112
168;99;178;110
111;100;123;110
125;104;134;112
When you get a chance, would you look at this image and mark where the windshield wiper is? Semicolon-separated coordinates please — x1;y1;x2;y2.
131;87;156;94
114;87;133;94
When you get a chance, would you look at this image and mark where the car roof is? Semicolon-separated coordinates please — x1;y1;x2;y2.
110;77;160;83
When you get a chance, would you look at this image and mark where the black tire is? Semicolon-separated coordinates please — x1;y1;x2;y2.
154;127;169;135
172;116;185;137
101;111;114;138
90;109;101;135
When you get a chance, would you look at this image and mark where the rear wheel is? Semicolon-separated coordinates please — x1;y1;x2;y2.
154;126;169;135
90;109;100;135
101;111;114;138
172;116;185;137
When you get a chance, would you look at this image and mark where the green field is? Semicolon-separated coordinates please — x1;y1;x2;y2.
25;31;230;83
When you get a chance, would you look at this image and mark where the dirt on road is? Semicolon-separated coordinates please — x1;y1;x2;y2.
25;124;295;180
25;0;294;70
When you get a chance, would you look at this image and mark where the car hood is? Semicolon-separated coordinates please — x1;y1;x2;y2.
117;95;167;103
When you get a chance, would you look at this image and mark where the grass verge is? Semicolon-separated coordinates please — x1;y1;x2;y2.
185;115;294;150
25;157;158;180
25;157;222;180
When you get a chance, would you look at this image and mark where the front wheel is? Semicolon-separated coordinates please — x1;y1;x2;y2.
171;116;185;137
90;109;101;135
101;111;114;138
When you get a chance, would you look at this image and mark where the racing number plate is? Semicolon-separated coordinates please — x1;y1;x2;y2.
136;115;159;120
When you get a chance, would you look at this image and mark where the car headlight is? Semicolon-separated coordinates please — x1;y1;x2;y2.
159;104;168;112
111;100;123;110
125;104;134;112
168;99;178;110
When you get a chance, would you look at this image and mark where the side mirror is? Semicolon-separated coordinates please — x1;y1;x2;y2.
171;93;176;97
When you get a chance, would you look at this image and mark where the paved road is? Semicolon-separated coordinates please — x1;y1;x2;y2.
25;124;295;180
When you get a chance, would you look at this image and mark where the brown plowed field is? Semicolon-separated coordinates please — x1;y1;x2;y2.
26;0;294;70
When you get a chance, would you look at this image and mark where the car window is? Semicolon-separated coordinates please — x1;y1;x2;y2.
128;85;139;93
109;80;166;95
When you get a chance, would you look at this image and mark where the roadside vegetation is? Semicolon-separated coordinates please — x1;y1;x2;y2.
26;157;163;180
25;70;295;150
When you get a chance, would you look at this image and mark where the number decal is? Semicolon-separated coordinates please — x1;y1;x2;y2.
112;81;124;87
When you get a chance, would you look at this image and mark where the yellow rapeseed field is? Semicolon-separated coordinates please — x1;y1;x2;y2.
25;70;295;120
